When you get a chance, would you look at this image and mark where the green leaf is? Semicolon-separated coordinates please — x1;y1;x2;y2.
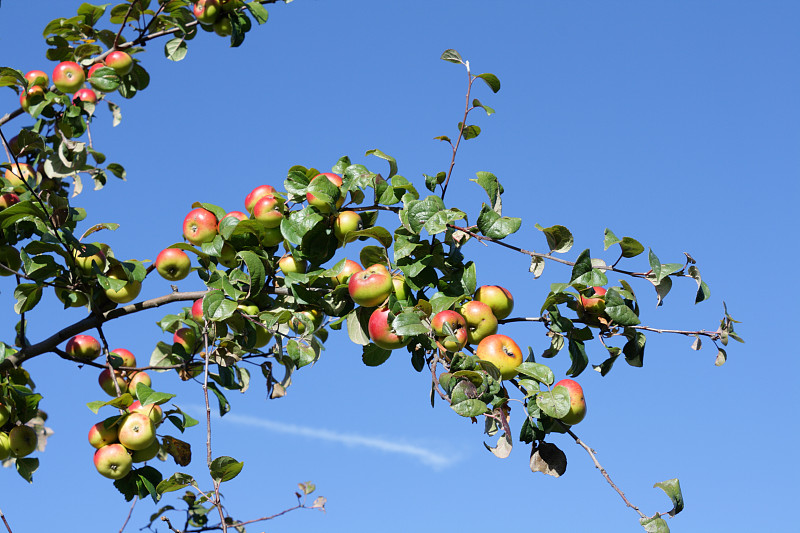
535;224;573;253
653;478;684;516
715;347;727;366
603;228;621;250
207;382;231;416
623;330;646;367
347;308;372;346
245;1;269;24
238;250;265;298
477;204;521;239
570;249;608;287
365;148;397;179
619;237;645;258
516;362;554;385
687;265;711;303
0;67;26;88
210;456;244;483
86;394;133;414
15;457;39;483
156;473;196;495
460;124;481;140
640;515;670;533
476;72;500;93
88;66;120;92
280;207;324;246
423;208;467;235
535;386;570;418
134;383;176;406
566;339;589;377
605;289;641;326
472;98;495;115
346;226;393;248
14;284;42;314
136;466;163;503
451;399;487;417
440;48;463;64
164;37;188;61
391;311;428;336
362;344;391;366
470;171;504;213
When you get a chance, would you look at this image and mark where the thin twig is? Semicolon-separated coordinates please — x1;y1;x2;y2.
440;66;474;200
0;507;13;533
161;516;182;533
113;0;140;48
117;497;137;533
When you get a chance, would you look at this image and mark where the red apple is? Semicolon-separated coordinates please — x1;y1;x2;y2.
65;334;102;361
87;63;104;79
128;400;164;424
155;247;192;281
118;412;155;451
333;210;362;242
174;327;198;354
20;85;45;113
4;162;38;193
52;61;85;93
191;298;204;322
474;285;514;320
94;443;132;479
554;378;587;425
306;172;344;212
183;207;218;245
98;368;127;397
367;307;410;350
24;70;49;87
193;0;221;24
220;211;248;226
334;259;362;285
105;51;133;75
460;300;498;344
72;88;97;104
475;334;523;380
244;184;276;213
431;310;468;352
8;425;37;457
579;286;607;315
128;371;152;393
252;195;284;228
104;263;142;304
109;348;136;367
0;193;20;209
88;418;119;449
348;264;393;307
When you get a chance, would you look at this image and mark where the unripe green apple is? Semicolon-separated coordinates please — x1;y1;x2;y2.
460;300;498;344
105;51;133;75
183;207;218;245
9;425;37;457
118;412;156;451
131;436;160;462
431;310;468;352
88;418;119;449
4;162;39;193
252;324;272;348
128;400;163;424
220;0;244;12
474;285;514;320
104;264;142;304
554;378;587;425
213;17;233;36
0;432;11;461
289;309;324;335
94;443;132;479
260;226;283;247
278;254;307;275
333;210;362;242
55;286;88;308
98;368;127;397
367;307;410;350
65;334;102;361
72;242;107;275
52;61;85;93
0;245;21;276
155;248;192;281
392;275;411;301
0;403;9;426
475;334;523;380
348;264;393;307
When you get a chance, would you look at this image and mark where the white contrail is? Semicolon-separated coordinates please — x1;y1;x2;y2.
203;409;460;470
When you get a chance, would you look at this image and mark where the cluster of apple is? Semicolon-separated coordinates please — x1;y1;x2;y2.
193;0;246;37
0;404;39;461
58;241;143;308
89;399;164;480
64;335;152;397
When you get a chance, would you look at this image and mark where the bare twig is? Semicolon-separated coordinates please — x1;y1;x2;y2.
161;516;182;533
117;497;137;533
440;66;474;200
113;0;140;48
0;507;13;533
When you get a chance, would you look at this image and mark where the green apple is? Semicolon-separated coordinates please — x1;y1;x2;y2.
93;443;132;479
289;309;323;335
9;425;37;457
392;274;411;301
193;0;221;24
260;226;283;247
0;432;11;461
118;412;156;451
55;286;88;308
333;210;362;242
0;403;9;426
72;242;108;275
104;263;142;304
278;254;307;275
65;334;102;361
52;61;85;93
554;378;587;425
475;334;523;380
213;16;233;36
367;306;410;350
460;300;498;344
348;264;393;307
474;285;514;320
155;248;192;281
88;418;119;449
131;436;160;463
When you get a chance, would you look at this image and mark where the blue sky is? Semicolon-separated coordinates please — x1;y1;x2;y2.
1;1;798;531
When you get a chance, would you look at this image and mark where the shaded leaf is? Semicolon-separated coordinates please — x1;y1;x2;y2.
440;49;463;64
210;456;244;483
535;224;573;253
530;442;566;477
476;73;500;93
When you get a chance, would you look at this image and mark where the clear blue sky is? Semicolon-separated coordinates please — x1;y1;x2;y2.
1;1;798;532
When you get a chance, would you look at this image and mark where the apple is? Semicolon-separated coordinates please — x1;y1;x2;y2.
128;371;152;393
252;323;272;348
20;85;45;113
392;275;411;301
475;334;523;380
0;432;11;461
191;298;204;322
578;286;607;315
431;310;468;352
474;285;514;320
193;0;221;24
94;443;132;479
131;436;160;462
128;400;164;424
155;247;192;281
306;172;344;212
220;210;248;225
278;254;307;275
24;70;49;87
105;51;133;76
8;425;37;457
348;264;393;307
118;412;156;451
289;309;323;335
213;17;233;36
260;226;283;247
4;162;38;193
104;263;142;304
460;300;498;344
109;348;136;367
0;403;9;426
220;0;244;12
65;334;102;361
0;245;21;276
252;195;284;228
72;88;97;105
174;327;198;354
244;184;276;213
55;286;88;308
72;242;107;274
88;418;119;449
367;307;410;350
183;207;218;245
333;211;362;242
52;61;85;93
334;259;362;285
87;63;104;79
554;378;587;425
98;368;127;397
0;192;20;209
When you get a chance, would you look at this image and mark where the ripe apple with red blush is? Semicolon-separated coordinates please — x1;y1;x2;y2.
0;193;20;209
474;285;514;320
348;264;393;307
72;88;97;104
52;61;85;93
460;300;498;344
183;207;218;245
306;172;344;212
94;443;132;479
554;378;587;425
475;334;523;380
128;400;164;424
155;248;192;281
23;70;49;87
334;259;362;285
333;210;362;242
244;184;276;213
368;307;410;350
105;51;133;75
88;418;119;449
98;368;127;397
431;310;468;352
66;334;102;361
20;85;45;113
253;195;284;228
109;348;136;367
